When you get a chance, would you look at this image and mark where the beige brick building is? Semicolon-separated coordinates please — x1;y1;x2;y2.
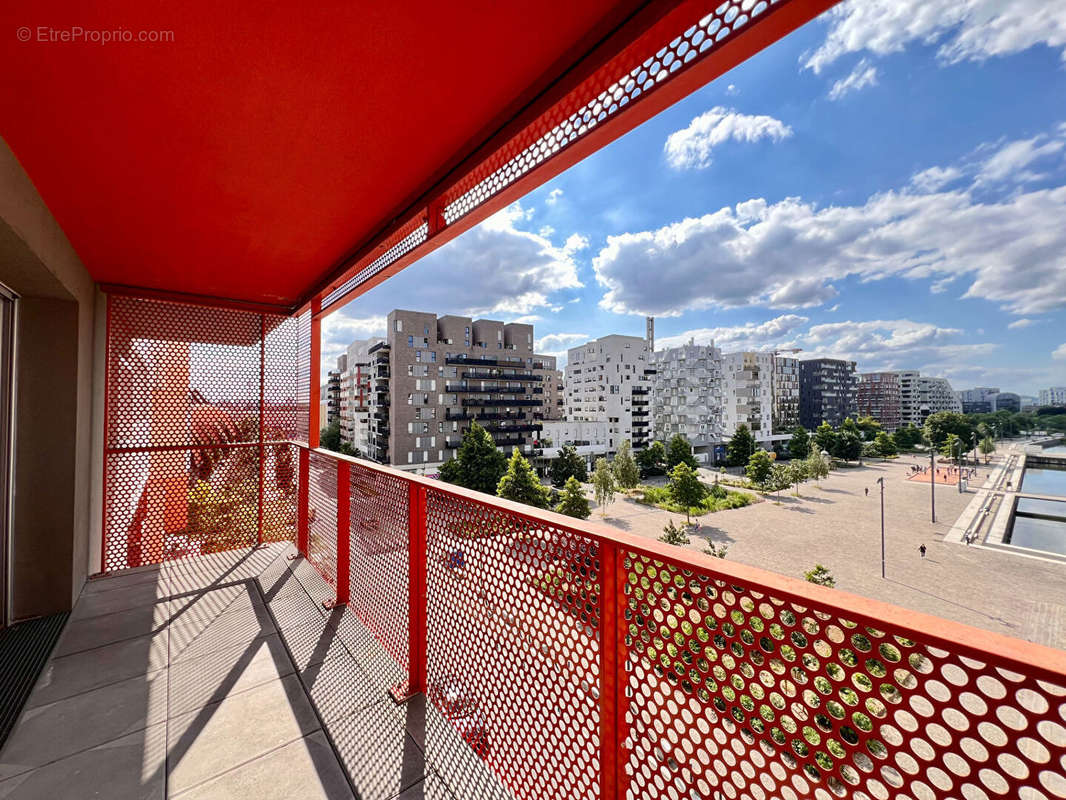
369;309;560;472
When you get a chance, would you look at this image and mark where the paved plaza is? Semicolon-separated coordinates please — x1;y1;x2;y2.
593;451;1066;650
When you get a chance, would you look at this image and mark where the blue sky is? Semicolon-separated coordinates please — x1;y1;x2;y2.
325;1;1066;396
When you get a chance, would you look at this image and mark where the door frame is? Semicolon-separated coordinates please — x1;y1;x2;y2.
0;283;17;629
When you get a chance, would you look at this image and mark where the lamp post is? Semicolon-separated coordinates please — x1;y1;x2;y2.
876;476;885;579
930;447;936;523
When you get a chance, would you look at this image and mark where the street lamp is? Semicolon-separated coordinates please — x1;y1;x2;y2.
929;446;936;523
876;476;886;579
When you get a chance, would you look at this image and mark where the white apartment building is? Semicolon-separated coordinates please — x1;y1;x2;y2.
899;371;962;426
537;420;611;466
721;351;775;445
651;342;724;464
565;334;653;453
339;337;383;454
1039;387;1066;407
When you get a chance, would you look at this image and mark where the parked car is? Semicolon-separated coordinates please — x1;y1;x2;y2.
429;675;490;757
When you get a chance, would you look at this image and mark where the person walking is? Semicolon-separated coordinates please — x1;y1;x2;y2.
865;487;869;497
919;544;927;558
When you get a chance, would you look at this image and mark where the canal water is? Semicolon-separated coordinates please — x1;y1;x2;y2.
1011;452;1066;555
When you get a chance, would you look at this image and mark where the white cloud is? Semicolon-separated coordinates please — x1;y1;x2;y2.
509;315;542;325
657;314;809;351
1007;318;1036;329
536;332;590;354
664;107;793;170
976;134;1065;185
545;188;564;206
805;0;1066;74
828;60;879;100
910;166;963;192
563;233;590;255
538;225;555;238
726;84;739;96
1054;343;1066;360
595;125;1066;317
321;314;386;372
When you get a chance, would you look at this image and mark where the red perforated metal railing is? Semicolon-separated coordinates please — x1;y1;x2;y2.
102;294;301;570
283;446;1066;800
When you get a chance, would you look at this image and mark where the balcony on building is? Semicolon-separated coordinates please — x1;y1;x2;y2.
2;4;1064;800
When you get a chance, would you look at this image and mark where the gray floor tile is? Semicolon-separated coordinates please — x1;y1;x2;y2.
0;723;166;800
165;546;288;594
53;603;169;657
393;773;458;800
265;573;326;625
274;607;352;671
28;631;169;708
165;674;320;795
0;670;167;780
169;592;276;664
71;579;173;622
82;568;167;596
170;731;353;800
167;633;295;718
299;653;384;724
328;700;427;800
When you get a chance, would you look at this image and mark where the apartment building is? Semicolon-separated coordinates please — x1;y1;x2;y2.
956;386;1000;414
537;420;611;467
857;372;902;431
772;356;801;433
721;351;774;444
368;310;557;471
338;338;383;453
325;366;342;426
1038;387;1066;407
542;369;564;420
799;358;858;429
565;334;653;453
899;371;962;426
651;342;724;464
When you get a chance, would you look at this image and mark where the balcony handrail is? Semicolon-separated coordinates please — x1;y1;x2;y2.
291;440;1066;683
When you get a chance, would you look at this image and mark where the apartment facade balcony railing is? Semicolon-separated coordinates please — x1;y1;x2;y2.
462;370;542;381
462;398;540;407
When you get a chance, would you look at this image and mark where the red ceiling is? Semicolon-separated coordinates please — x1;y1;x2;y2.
1;1;641;307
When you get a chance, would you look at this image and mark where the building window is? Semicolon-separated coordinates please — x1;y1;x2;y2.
395;319;403;332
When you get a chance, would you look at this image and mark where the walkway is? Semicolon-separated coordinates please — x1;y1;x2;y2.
0;543;479;799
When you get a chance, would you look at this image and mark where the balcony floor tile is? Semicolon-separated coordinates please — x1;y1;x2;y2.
168;731;353;800
0;722;166;800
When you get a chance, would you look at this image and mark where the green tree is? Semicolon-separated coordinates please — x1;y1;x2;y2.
788;426;810;459
636;441;667;477
892;424;923;450
856;416;883;441
549;445;588;488
592;457;616;517
659;519;690;546
979;436;995;463
786;461;808;496
976;422;992;440
924;411;974;451
745;449;773;485
497;447;551;508
840;417;863;439
666;434;699;471
874;430;897;457
612;440;641;490
804;564;836;588
555;476;590;519
813;421;838;455
438;422;507;495
940;432;963;461
767;462;793;498
703;541;729;559
834;431;863;462
804;448;830;486
319;421;343;451
726;424;756;467
669;462;705;525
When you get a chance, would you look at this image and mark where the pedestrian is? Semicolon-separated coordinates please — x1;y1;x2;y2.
919;544;927;558
865;487;869;497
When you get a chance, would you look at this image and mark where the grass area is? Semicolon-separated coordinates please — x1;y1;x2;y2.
634;484;755;516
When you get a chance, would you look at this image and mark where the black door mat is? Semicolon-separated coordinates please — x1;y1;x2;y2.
0;612;69;748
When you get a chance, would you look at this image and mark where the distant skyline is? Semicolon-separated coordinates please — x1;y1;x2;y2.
323;1;1066;396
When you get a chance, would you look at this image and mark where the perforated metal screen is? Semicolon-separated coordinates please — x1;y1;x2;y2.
103;295;301;571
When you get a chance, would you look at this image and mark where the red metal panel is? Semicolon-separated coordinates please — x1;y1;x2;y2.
294;310;312;445
306;449;339;587
102;294;300;570
345;462;414;678
334;459;351;606
296;446;310;557
423;487;602;800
